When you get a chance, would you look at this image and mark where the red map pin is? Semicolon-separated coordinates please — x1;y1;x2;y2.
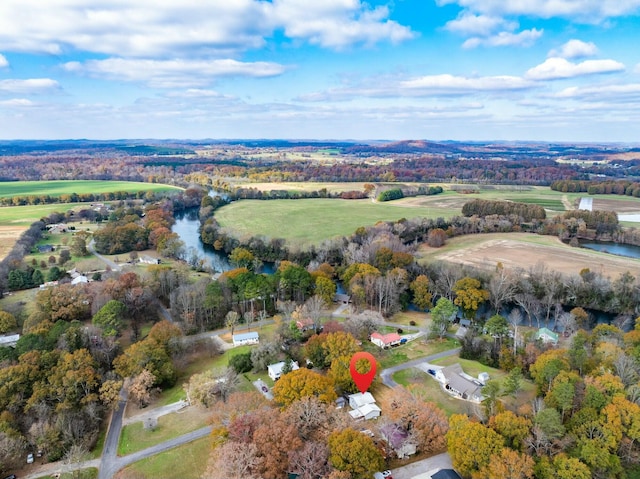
349;351;376;393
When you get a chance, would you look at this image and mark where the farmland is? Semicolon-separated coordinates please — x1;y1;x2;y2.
418;232;640;278
214;197;460;245
0;180;181;199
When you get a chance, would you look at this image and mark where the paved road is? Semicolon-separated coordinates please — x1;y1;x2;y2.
98;389;128;479
380;348;461;388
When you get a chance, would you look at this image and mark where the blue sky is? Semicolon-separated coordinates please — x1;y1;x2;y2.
0;0;639;142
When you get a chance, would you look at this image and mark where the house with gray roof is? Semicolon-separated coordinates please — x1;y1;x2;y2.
434;363;484;403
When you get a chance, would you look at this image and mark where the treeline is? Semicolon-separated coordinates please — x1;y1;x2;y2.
551;179;640;197
462;199;546;221
377;188;403;201
0;190;164;207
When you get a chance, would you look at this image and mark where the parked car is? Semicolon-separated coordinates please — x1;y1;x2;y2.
382;471;393;478
26;453;34;464
3;474;17;479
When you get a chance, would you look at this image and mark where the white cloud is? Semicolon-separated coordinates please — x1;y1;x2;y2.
553;83;640;102
436;0;640;22
548;39;598;59
401;74;533;92
0;78;60;94
526;57;625;80
0;98;33;107
462;28;543;48
63;58;286;88
272;0;415;48
444;12;514;36
0;54;8;68
0;0;413;57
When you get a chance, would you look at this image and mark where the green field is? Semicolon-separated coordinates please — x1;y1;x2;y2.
0;180;181;199
214;198;460;245
0;203;83;226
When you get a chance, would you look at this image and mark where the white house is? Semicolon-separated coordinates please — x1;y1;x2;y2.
434;363;484;403
536;327;559;345
232;331;259;347
71;275;89;285
348;403;381;420
140;255;161;265
267;360;299;381
348;392;376;409
370;332;402;349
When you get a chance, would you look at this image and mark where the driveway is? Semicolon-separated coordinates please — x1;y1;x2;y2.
390;452;454;479
254;379;273;400
380;348;461;388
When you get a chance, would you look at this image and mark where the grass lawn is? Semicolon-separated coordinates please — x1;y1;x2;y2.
367;337;460;369
118;407;209;456
214;198;461;246
0;180;181;199
36;468;98;479
116;436;210;479
392;356;537;416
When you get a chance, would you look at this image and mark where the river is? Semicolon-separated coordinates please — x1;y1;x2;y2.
579;240;640;260
172;209;232;273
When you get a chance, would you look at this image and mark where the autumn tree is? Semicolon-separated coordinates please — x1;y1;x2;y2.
128;369;156;408
410;274;432;311
0;310;17;334
453;276;489;320
474;448;534;479
447;414;504;478
384;388;448;453
328;428;385;478
272;368;337;407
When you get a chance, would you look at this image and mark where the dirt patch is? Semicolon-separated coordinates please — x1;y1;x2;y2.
592;198;640;214
0;225;26;260
431;235;640;278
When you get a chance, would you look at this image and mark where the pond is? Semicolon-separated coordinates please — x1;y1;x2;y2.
578;239;640;260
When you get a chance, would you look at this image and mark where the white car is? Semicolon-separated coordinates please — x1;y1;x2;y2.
27;453;34;464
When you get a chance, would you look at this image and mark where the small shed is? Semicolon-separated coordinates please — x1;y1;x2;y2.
232;331;259;347
267;360;299;381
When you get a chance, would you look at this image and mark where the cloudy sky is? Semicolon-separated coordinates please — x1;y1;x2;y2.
0;0;639;141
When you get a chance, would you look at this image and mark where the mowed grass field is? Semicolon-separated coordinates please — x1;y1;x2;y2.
214;198;461;245
213;186;583;245
0;180;181;198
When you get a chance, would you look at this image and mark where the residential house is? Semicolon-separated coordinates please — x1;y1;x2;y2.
434;363;484;403
348;392;376;409
267;360;299;381
333;293;351;304
232;331;259;347
348;392;381;420
71;275;89;285
295;317;315;332
536;327;559;345
37;244;55;253
348;403;382;420
140;255;161;265
380;423;417;459
370;332;402;349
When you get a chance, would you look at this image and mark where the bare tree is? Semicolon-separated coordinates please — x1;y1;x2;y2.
488;268;517;314
225;310;239;335
304;295;326;329
614;353;639;387
288;442;331;479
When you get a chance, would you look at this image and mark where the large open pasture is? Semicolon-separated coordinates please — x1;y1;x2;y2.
0;180;181;198
419;232;640;278
214;198;461;245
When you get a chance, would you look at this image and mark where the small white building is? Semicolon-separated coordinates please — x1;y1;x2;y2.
71;275;89;285
267;360;300;381
232;331;259;347
0;334;20;348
